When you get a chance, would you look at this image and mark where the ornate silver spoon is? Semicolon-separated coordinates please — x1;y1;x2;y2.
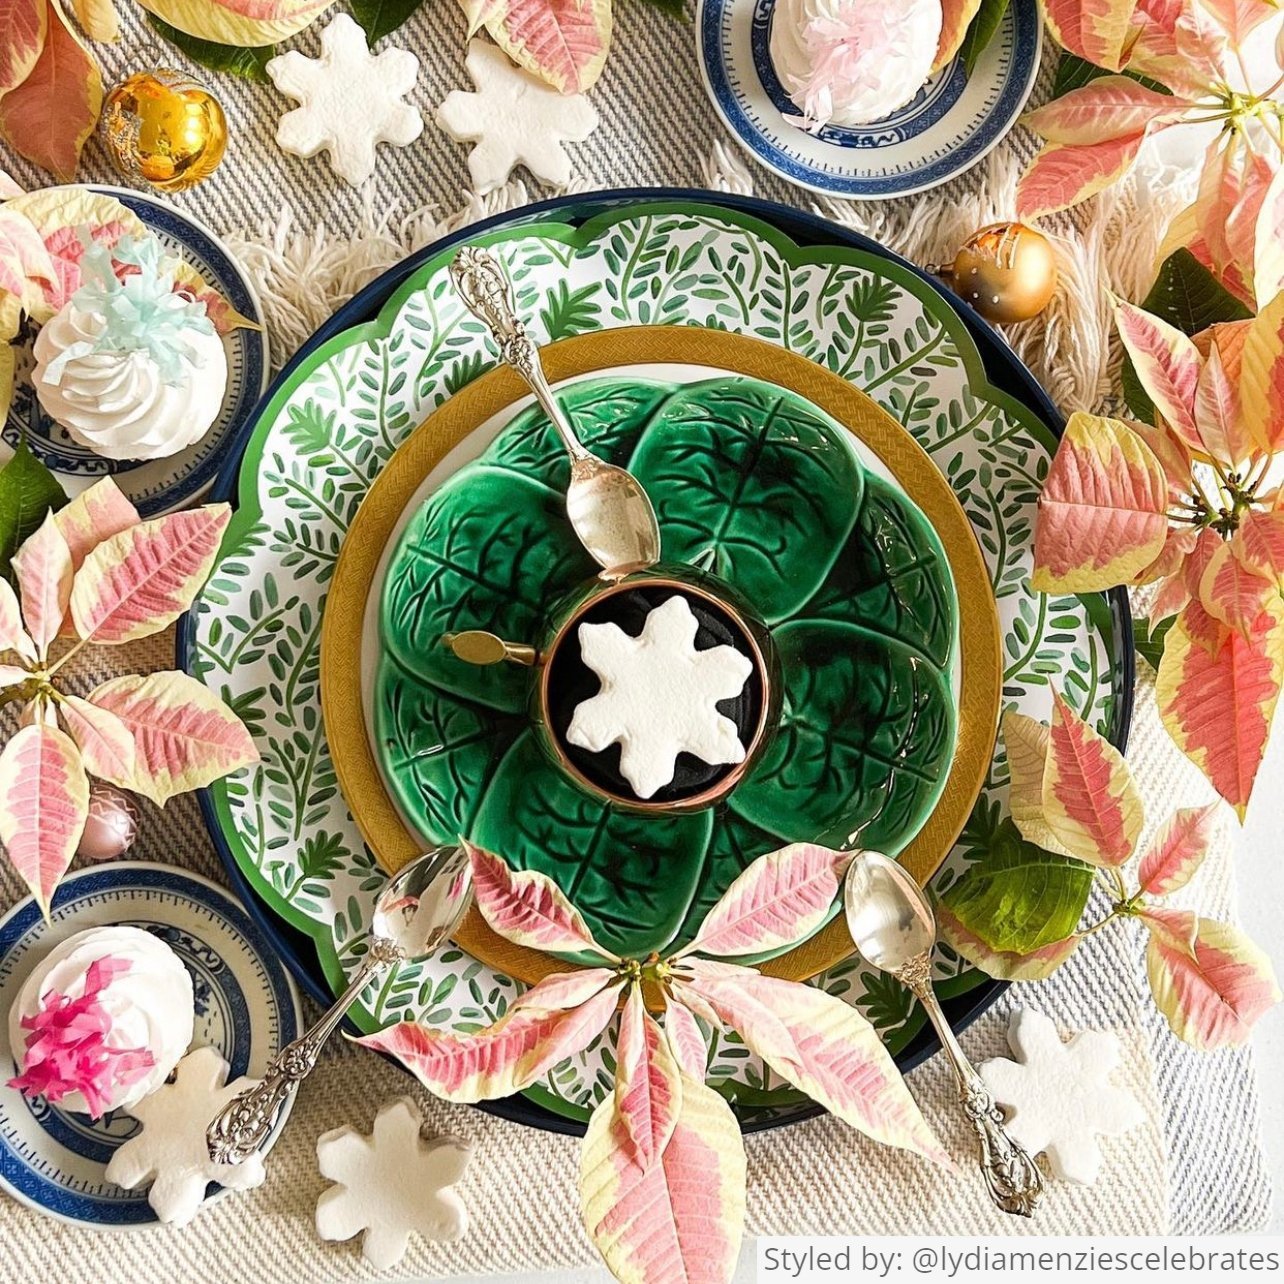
206;844;473;1165
843;850;1044;1217
448;246;661;578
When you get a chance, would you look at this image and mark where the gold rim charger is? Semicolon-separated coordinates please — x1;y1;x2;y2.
321;327;1002;996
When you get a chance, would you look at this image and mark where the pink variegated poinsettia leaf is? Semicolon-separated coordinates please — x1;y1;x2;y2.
53;477;139;573
1196;0;1280;44
464;839;618;963
85;671;258;804
675;960;949;1165
1156;598;1284;817
354;979;621;1103
614;986;682;1171
677;842;856;960
0;665;30;691
1031;412;1169;594
470;0;612;95
1022;76;1192;146
0;207;57;299
0;0;102;185
1015;133;1150;221
1040;0;1141;68
936;899;1082;981
1114;301;1203;452
1136;525;1198;591
70;504;230;646
1250;163;1284;312
1002;710;1074;857
1130;419;1193;504
1197;536;1273;638
58;694;136;785
11;511;73;662
0;0;47;97
1140;906;1280;1049
1240;288;1284;457
1237;508;1284;585
1041;688;1144;866
933;0;982;70
1193;338;1253;468
663;992;708;1081
1137;802;1221;896
581;1060;745;1284
0;576;36;664
511;967;620;1013
0;723;89;918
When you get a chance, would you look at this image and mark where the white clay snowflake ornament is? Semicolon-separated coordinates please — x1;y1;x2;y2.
978;1009;1146;1185
316;1096;470;1269
267;13;424;186
436;41;599;194
567;594;753;799
104;1047;266;1226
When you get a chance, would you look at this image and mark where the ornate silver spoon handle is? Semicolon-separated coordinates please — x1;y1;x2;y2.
206;938;401;1165
448;246;591;462
896;953;1044;1217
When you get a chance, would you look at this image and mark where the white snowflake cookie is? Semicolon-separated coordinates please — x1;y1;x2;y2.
316;1096;470;1269
436;40;599;194
104;1046;266;1226
267;13;424;186
567;594;753;799
978;1009;1146;1185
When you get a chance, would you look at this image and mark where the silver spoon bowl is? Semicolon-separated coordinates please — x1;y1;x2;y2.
844;850;1044;1217
206;845;474;1165
449;246;661;578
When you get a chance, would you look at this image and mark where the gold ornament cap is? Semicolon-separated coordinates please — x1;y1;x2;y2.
948;221;1057;324
101;68;228;192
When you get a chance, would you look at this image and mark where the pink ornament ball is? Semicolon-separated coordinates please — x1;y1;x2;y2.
77;785;140;862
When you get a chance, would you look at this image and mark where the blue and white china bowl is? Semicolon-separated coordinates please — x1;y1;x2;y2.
0;862;301;1229
3;185;269;516
696;0;1042;198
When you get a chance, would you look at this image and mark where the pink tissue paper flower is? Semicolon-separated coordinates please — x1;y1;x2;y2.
9;955;155;1119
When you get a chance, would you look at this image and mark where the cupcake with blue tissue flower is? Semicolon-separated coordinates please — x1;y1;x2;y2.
32;238;228;462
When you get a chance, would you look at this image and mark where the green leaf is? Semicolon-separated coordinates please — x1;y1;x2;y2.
1133;612;1175;673
959;0;1010;76
539;279;604;341
801;471;957;668
375;654;523;844
146;16;276;81
480;376;674;491
1052;51;1171;97
381;465;592;713
1121;249;1253;424
349;0;425;44
630;378;864;623
470;733;714;957
0;440;67;580
731;619;956;854
938;818;1095;954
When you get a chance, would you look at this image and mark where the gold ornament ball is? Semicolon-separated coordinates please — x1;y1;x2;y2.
101;69;228;192
950;222;1057;324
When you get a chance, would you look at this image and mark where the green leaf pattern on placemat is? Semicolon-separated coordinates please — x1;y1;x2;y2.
188;206;1118;1120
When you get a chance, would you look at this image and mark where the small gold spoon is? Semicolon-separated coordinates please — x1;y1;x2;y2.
449;246;661;579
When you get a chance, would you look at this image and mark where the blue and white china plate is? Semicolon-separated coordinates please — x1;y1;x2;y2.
3;185;270;516
0;862;301;1229
696;0;1042;198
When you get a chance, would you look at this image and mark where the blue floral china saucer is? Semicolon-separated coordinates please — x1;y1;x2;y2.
695;0;1041;198
3;185;270;516
0;862;301;1229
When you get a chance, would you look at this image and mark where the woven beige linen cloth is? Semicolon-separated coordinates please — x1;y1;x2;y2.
0;0;1274;1275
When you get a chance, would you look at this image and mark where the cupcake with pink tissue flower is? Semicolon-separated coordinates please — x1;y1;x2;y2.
770;0;943;130
8;926;194;1118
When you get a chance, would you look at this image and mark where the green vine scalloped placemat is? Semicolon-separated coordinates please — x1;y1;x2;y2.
187;202;1119;1123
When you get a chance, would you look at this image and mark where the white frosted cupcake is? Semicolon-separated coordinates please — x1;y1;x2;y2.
8;925;194;1118
32;237;228;462
770;0;943;129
